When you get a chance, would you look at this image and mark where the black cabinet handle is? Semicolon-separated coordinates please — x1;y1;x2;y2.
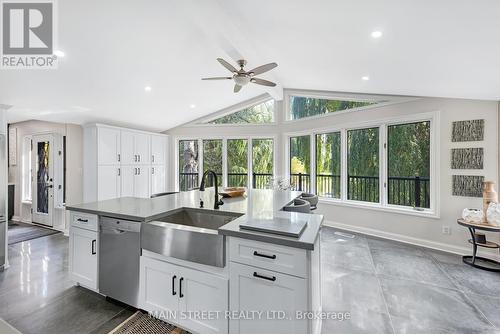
253;272;276;282
91;240;96;255
253;251;276;260
77;218;88;223
179;277;184;298
172;275;177;296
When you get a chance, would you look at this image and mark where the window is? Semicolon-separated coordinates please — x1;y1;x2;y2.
202;139;223;187
227;139;248;187
178;140;199;191
347;128;379;203
22;136;32;202
290;135;311;192
207;100;274;124
252;138;273;189
388;121;431;208
177;137;274;191
316;132;341;198
289;96;379;120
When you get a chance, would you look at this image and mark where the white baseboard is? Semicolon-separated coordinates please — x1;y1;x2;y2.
10;216;21;222
323;220;500;261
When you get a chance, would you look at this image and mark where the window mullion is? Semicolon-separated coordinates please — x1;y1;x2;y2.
341;129;348;201
310;134;316;195
380;124;387;206
222;139;227;187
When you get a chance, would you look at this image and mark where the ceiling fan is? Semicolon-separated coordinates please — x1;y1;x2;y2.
202;58;278;93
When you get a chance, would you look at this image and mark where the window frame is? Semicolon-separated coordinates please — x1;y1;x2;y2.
175;135;277;191
22;135;32;203
284;111;439;218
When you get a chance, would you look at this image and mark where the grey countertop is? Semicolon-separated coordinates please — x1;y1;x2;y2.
66;189;323;250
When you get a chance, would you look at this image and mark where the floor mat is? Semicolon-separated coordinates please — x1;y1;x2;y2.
7;221;60;245
108;311;188;334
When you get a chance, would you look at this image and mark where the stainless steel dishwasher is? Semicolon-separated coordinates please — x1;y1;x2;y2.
99;217;141;307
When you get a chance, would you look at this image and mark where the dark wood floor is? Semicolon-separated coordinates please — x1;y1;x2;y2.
0;228;499;333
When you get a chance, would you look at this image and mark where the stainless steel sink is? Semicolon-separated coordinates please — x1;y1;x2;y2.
141;208;243;267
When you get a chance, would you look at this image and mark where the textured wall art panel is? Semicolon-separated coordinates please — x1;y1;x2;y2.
451;148;484;169
452;119;484;142
452;175;484;197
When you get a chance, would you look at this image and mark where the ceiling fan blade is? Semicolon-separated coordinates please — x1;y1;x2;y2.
248;62;277;76
234;84;242;93
201;77;232;80
217;58;238;73
250;78;276;87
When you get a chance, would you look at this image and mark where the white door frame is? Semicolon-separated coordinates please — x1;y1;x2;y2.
32;134;54;227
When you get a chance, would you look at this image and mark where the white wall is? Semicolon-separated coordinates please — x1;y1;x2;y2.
7;120;83;231
166;94;500;256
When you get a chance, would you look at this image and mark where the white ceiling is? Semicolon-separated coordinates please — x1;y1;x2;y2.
1;0;499;132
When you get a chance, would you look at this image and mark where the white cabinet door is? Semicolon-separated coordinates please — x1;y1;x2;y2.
151;166;165;195
98;127;121;165
135;166;150;198
97;166;121;200
178;266;228;334
139;256;180;323
120;130;135;165
135;133;151;165
151;135;166;165
120;166;135;197
229;262;307;334
69;227;98;290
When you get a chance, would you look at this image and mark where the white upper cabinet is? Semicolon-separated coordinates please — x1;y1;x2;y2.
135;133;151;165
84;124;167;201
98;127;121;165
120;130;136;165
151;135;166;165
121;131;151;165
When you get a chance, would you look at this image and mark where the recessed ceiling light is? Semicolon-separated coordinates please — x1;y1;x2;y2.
371;31;383;38
54;50;65;57
362;76;370;81
144;86;152;92
189;104;196;109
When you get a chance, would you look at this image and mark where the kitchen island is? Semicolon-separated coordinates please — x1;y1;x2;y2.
66;189;322;334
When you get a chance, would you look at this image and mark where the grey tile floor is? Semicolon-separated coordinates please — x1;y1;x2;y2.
321;227;500;334
0;227;499;333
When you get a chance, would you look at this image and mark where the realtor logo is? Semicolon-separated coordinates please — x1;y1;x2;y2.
1;0;58;69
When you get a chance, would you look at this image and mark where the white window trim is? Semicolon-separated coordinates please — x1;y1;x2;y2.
21;135;32;203
174;135;278;192
284;111;440;218
283;88;420;123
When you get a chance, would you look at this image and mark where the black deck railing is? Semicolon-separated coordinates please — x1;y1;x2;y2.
180;172;273;190
179;172;199;191
291;173;430;208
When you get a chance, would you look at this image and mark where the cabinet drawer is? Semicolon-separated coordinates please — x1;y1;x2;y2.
229;237;307;278
70;212;98;231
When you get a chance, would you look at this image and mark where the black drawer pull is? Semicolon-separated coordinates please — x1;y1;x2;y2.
77;218;88;223
91;240;96;255
253;251;276;260
179;277;184;298
253;272;276;282
172;275;177;296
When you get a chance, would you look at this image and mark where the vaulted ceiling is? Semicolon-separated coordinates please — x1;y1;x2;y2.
1;0;499;131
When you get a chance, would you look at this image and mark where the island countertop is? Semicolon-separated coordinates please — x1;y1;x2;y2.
66;189;323;250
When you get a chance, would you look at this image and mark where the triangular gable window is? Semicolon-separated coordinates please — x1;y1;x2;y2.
205;100;274;124
289;96;387;120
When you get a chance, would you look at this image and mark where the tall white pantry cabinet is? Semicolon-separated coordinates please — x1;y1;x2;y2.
83;124;168;202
